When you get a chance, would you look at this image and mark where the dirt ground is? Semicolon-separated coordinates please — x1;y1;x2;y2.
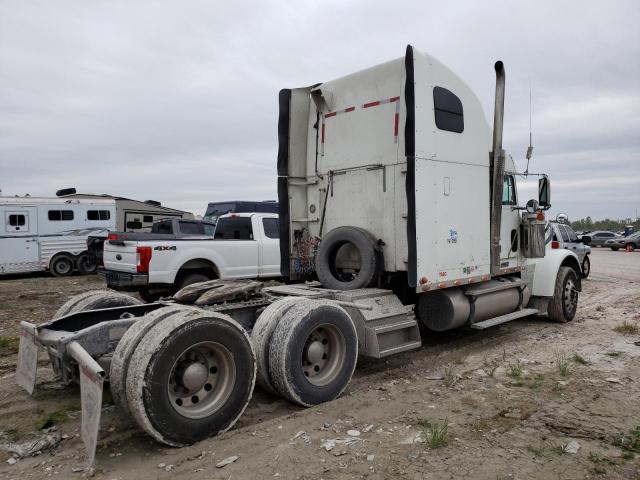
0;249;639;479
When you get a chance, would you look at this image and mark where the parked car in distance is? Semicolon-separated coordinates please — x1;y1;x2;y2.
581;230;620;247
604;231;640;251
547;222;591;277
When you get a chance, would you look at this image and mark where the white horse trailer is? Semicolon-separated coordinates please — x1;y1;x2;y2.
0;197;116;276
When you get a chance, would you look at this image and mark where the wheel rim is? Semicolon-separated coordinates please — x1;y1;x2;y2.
330;242;362;282
583;259;589;275
563;278;578;316
301;324;346;386
55;260;71;274
167;341;236;419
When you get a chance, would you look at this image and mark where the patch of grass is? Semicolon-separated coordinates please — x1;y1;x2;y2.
605;351;624;357
529;373;545;391
588;452;617;465
527;441;564;457
506;360;523;379
621;451;635;460
613;321;639;335
419;419;449;449
572;353;590;365
443;364;458;387
0;336;20;354
555;352;572;377
612;425;640;453
35;403;81;429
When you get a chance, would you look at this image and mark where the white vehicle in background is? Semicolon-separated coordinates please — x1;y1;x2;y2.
101;212;281;301
0;197;116;276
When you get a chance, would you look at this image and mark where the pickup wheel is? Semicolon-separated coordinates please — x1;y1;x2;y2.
110;305;198;415
581;255;590;279
315;227;382;290
126;311;255;446
53;290;142;319
76;252;98;275
176;273;211;291
50;254;74;277
268;300;357;407
251;297;302;395
548;266;579;323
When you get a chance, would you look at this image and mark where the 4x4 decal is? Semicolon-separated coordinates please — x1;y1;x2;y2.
154;245;177;251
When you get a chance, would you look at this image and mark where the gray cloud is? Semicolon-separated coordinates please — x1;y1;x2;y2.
1;0;638;220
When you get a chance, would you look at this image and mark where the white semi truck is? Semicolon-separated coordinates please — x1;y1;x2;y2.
16;46;582;467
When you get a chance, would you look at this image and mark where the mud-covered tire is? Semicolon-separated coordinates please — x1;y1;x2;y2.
315;227;382;290
76;253;98;275
50;254;74;277
581;255;590;279
251;297;303;395
126;311;255;446
548;266;579;323
110;305;198;415
53;290;141;319
268;300;357;407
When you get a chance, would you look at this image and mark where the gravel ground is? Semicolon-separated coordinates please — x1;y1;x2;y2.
0;249;638;479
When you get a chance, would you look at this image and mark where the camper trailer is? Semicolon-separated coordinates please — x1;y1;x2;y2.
0;197;116;276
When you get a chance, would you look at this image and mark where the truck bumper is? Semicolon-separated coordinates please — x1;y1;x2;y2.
99;268;149;288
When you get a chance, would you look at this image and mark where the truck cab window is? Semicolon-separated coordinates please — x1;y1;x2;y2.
433;86;464;133
179;221;205;235
214;217;253;240
262;218;279;239
502;175;517;205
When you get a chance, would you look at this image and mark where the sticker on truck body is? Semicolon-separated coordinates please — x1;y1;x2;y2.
15;322;38;395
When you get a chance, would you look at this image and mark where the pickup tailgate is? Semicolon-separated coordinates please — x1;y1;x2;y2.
103;240;139;273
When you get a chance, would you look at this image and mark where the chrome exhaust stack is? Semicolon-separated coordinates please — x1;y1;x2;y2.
490;61;506;276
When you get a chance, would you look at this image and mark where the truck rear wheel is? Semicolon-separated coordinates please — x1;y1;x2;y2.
50;254;74;277
76;252;98;275
268;301;357;407
110;305;198;415
251;297;302;395
53;290;142;319
548;266;579;323
315;227;382;290
126;311;255;446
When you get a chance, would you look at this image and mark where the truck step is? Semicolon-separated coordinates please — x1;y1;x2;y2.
465;279;527;296
378;340;423;358
470;308;539;330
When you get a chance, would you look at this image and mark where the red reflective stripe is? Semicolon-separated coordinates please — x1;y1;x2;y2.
363;101;380;108
394;112;399;136
325;112;336;118
390;96;400;102
344;106;355;113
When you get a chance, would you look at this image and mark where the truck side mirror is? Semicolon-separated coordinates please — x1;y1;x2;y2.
126;221;142;230
538;176;550;208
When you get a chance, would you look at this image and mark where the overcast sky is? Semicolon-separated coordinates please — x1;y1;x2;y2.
1;1;638;221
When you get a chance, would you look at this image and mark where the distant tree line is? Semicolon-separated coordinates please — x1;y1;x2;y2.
570;217;640;232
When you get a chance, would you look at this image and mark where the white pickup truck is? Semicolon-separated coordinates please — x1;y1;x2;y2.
101;213;281;301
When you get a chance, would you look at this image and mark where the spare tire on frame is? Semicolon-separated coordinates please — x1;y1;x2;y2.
315;226;382;290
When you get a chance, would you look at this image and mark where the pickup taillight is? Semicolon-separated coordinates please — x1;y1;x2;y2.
136;246;152;273
108;233;118;240
551;240;560;249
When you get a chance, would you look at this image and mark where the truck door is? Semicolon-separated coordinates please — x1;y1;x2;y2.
258;217;281;276
213;216;260;277
1;208;40;273
500;174;520;265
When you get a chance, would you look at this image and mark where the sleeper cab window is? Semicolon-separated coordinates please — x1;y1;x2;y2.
48;210;74;221
433;86;464;133
87;210;111;221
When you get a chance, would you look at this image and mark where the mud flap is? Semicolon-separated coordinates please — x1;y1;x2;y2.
67;341;105;468
16;322;38;395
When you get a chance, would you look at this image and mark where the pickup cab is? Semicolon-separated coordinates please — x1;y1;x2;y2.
101;213;280;301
